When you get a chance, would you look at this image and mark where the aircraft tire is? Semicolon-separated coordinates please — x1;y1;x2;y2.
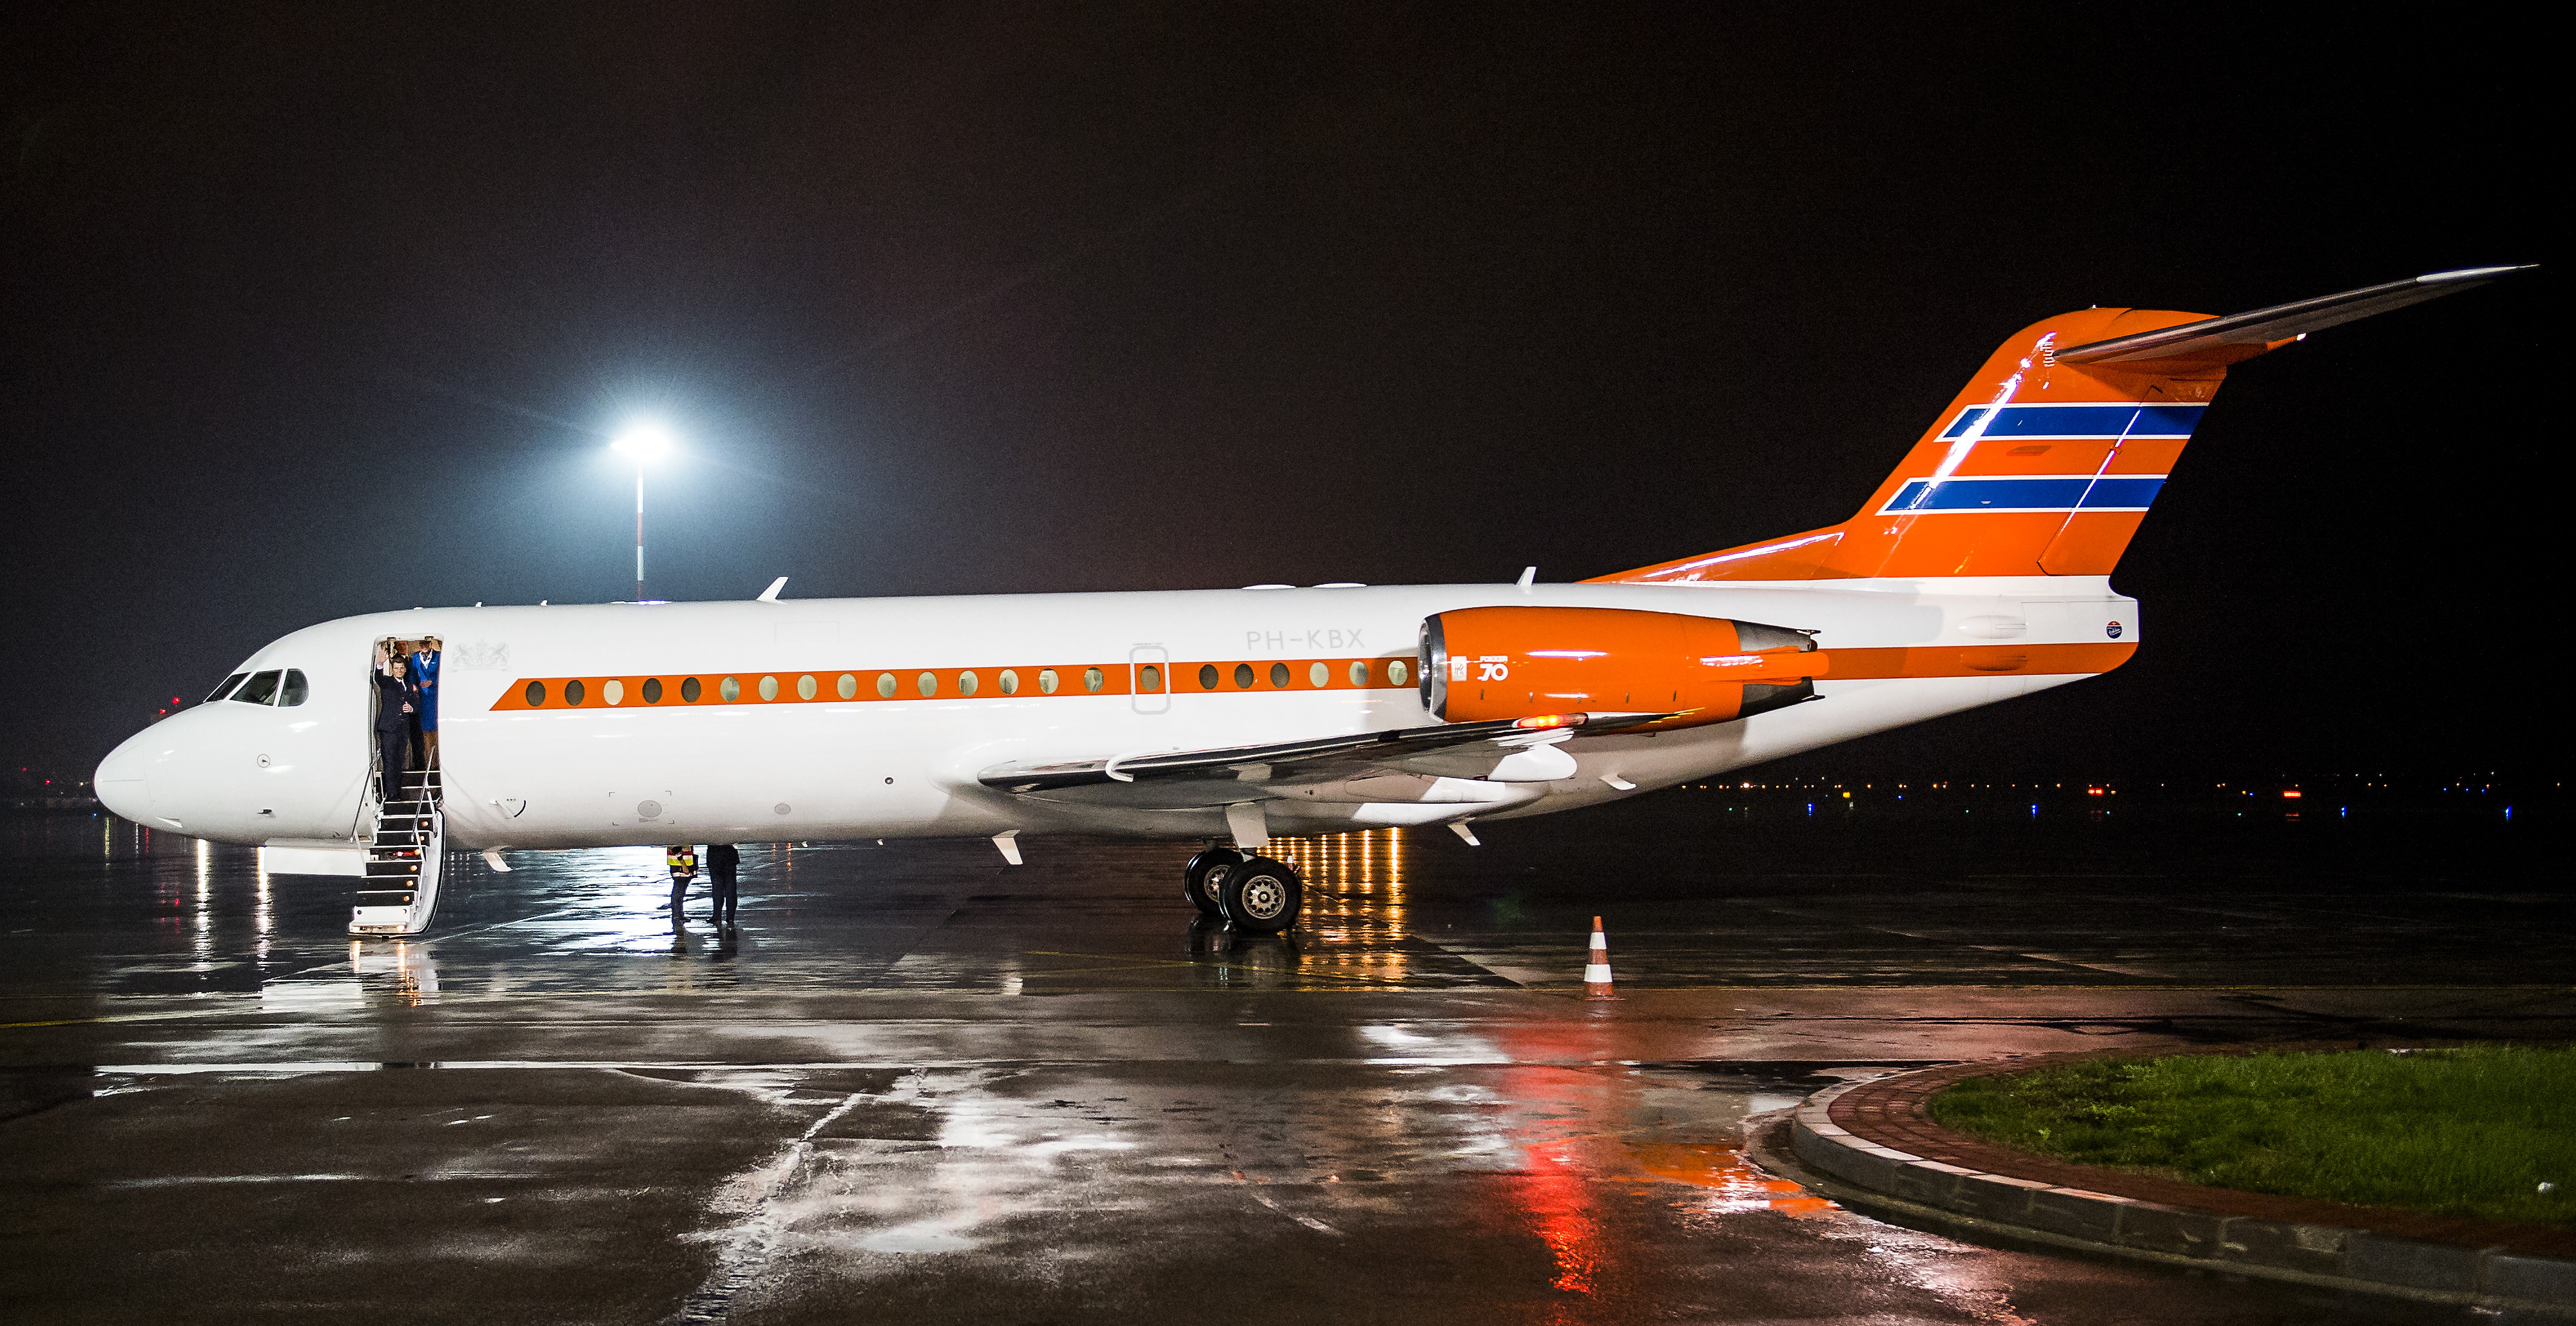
1217;856;1302;935
1183;846;1239;915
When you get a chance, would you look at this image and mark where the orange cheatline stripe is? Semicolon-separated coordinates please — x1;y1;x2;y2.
490;656;1417;711
484;644;2126;712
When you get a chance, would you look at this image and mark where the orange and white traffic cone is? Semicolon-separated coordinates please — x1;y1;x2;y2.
1584;915;1616;999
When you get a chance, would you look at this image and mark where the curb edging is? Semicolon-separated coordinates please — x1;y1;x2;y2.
1789;1068;2576;1314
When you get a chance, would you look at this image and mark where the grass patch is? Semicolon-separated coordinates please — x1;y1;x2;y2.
1927;1046;2576;1227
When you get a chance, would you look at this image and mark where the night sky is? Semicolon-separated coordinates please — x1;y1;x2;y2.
3;6;2549;782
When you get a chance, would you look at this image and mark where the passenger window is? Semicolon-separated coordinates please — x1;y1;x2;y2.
604;679;626;706
1234;663;1254;689
759;676;780;701
1199;664;1219;690
643;678;664;704
1000;669;1020;696
680;677;701;703
1308;661;1328;688
1038;668;1060;694
1083;667;1104;693
1269;663;1290;688
1388;659;1410;687
280;670;311;706
959;671;980;696
206;673;247;703
797;674;817;700
916;671;938;697
837;674;858;699
525;680;547;707
1348;660;1368;687
565;679;588;706
1138;665;1161;693
232;670;283;705
720;676;741;702
876;672;896;698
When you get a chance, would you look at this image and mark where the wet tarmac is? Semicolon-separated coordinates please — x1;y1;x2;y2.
2;792;2565;1323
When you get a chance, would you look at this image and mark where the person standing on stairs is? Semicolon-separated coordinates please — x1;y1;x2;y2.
666;844;698;928
407;636;442;768
708;843;739;926
373;654;412;799
390;641;424;773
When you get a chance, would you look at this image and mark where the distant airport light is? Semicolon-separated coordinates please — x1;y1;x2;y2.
2282;789;2302;799
609;421;679;601
612;421;675;460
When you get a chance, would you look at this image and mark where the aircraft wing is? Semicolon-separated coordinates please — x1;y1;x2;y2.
976;711;1664;806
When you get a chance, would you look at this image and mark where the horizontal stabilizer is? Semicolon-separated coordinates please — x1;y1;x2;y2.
2057;265;2534;367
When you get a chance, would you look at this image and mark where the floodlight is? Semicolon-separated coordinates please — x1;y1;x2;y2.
612;421;675;460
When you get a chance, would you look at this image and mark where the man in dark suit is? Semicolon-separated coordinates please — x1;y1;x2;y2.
373;665;411;798
708;844;741;926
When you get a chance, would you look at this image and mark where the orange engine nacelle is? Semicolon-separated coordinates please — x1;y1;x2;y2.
1419;606;1826;728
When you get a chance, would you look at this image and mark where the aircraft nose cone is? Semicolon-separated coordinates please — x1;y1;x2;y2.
95;736;153;823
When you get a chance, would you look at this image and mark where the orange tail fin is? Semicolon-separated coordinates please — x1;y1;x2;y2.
1594;266;2529;583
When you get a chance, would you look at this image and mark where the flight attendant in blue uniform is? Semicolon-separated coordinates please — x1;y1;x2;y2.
407;637;442;768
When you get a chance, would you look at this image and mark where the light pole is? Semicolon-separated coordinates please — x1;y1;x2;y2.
610;422;674;601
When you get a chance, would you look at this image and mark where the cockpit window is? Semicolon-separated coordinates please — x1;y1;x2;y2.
205;673;248;703
231;670;283;705
279;669;310;707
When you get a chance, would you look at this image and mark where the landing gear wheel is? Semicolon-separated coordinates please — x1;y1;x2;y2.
1183;846;1240;916
1217;856;1303;935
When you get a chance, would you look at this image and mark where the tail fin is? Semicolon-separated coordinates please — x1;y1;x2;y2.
1593;266;2532;583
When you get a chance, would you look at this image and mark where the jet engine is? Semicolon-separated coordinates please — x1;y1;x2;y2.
1419;606;1825;728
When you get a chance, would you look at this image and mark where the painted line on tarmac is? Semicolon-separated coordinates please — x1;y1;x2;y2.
6;982;2568;1028
1020;948;1438;988
1231;1169;1343;1234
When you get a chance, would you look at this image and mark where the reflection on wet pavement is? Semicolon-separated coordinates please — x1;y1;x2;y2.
1;802;2561;1323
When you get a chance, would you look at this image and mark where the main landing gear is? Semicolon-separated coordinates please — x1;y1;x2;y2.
1182;844;1304;935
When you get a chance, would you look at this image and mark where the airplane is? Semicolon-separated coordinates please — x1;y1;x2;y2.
94;266;2531;939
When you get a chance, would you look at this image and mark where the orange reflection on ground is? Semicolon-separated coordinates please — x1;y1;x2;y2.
1525;1164;1601;1296
1625;1140;1834;1216
1489;1064;1614;1304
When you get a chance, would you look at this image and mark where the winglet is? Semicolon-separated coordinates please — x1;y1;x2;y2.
757;576;788;603
2057;264;2535;368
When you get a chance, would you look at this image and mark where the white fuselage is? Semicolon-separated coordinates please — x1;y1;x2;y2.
94;576;2131;850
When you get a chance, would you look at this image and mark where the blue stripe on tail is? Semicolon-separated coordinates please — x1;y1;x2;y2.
1881;474;2166;513
1942;404;2205;439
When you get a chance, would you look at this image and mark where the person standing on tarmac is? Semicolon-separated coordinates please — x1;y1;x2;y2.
708;843;740;926
666;844;699;928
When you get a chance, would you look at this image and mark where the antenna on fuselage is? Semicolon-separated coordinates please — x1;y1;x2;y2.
757;576;788;603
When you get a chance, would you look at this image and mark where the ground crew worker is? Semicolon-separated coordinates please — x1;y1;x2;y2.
666;844;698;926
708;843;740;926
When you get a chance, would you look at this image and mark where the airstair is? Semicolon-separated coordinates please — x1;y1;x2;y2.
349;767;447;937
